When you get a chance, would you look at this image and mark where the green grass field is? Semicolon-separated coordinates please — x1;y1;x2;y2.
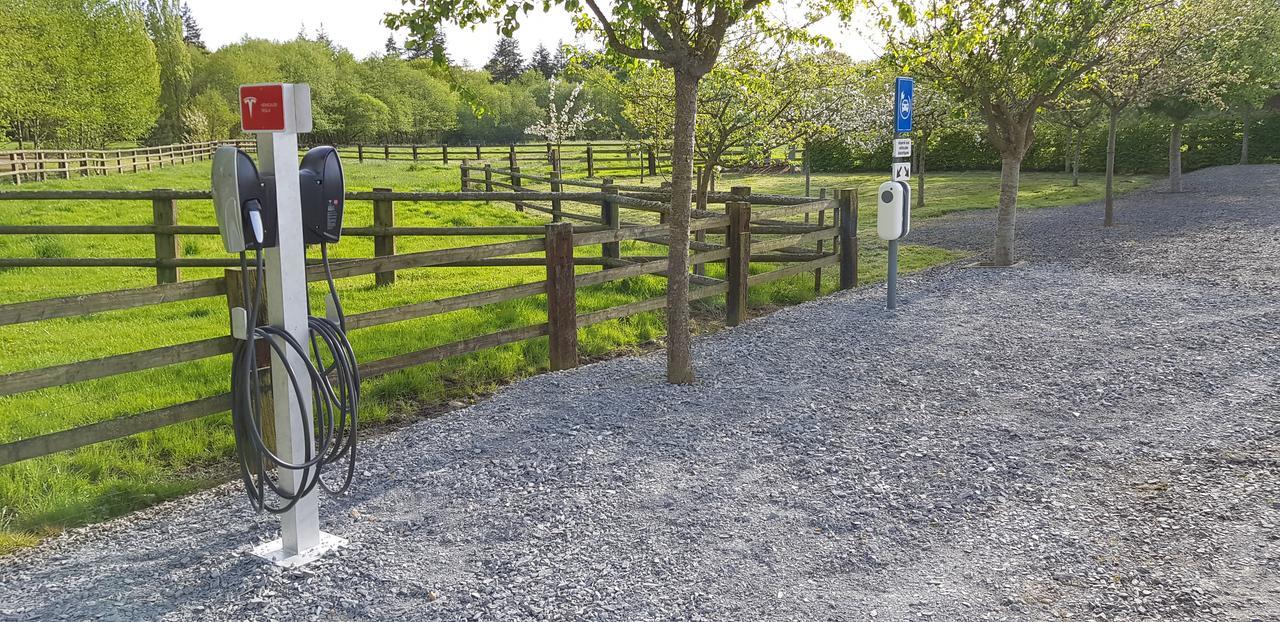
0;158;1149;552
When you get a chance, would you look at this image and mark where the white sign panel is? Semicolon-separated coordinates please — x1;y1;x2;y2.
892;162;912;181
894;139;912;158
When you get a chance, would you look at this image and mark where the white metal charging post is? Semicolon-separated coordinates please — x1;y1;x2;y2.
880;77;915;311
239;83;347;566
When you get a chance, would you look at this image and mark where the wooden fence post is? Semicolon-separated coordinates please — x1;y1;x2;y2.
357;144;364;163
412;144;419;162
586;144;595;178
545;222;578;371
838;188;857;290
726;198;751;327
508;144;517;169
475;144;482;160
815;188;827;295
460;160;470;190
601;178;619;259
511;165;524;212
60;152;70;179
648;147;658;176
225;267;274;459
373;187;396;286
483;163;493;194
36;151;46;181
384;144;390;160
693;167;706;277
442;144;449;164
152;190;180;285
550;166;562;222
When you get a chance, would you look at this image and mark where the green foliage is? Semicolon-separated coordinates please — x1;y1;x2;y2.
145;0;192;144
484;37;526;84
0;0;160;147
810;111;1280;173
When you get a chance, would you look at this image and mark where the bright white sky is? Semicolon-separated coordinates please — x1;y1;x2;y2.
185;0;884;67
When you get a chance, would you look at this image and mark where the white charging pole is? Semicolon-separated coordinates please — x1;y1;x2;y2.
240;83;345;567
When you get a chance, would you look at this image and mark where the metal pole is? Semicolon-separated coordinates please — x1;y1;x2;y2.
887;239;898;310
256;131;320;558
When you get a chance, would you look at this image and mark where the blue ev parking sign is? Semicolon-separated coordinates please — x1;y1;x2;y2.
895;77;914;133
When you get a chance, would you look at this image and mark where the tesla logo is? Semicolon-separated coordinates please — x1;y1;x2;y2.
239;84;286;131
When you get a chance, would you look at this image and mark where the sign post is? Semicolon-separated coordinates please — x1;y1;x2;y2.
238;83;346;567
888;77;914;310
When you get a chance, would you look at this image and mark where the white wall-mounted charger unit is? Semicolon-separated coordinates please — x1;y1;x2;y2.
877;180;912;241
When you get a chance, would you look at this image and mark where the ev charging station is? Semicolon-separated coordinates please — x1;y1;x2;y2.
879;77;915;311
212;83;359;567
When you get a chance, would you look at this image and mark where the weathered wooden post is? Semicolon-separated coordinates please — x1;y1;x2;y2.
460;160;470;190
483;163;493;194
838;188;858;289
60;151;70;179
475;144;482;159
35;151;46;182
152;189;180;285
693;167;706;277
511;164;524;212
384;144;390;161
815;188;827;295
357;144;364;163
726;197;751;327
442;144;449;164
373;187;397;286
586;144;595;178
648;147;658;176
550;155;563;222
544;222;579;371
601;178;619;259
508;144;517;169
225;266;274;463
412;144;419;162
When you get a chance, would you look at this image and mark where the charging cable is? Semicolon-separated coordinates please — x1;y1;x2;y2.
229;243;359;513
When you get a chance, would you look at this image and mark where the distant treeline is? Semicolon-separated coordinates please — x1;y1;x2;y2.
0;1;631;149
811;112;1278;174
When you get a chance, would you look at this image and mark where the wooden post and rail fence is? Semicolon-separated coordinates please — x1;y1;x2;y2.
3;140;805;185
0;176;854;468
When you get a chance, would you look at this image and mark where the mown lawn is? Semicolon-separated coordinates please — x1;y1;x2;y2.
0;158;1146;552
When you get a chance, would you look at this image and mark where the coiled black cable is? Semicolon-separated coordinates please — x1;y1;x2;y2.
229;243;359;514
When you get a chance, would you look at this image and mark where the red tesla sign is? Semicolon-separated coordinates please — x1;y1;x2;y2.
240;84;286;132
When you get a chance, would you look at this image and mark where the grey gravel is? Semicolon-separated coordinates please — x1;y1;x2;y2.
2;165;1278;621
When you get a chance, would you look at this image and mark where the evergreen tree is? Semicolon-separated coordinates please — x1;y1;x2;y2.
530;44;556;78
550;42;568;75
430;32;448;64
179;2;204;50
384;34;401;58
483;37;524;83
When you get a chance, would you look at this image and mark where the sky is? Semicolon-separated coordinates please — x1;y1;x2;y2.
184;0;884;67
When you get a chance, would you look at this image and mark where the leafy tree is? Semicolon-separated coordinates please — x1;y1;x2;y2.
1041;91;1104;186
0;0;159;147
183;88;237;141
484;37;526;83
884;0;1152;264
179;2;205;51
389;0;862;384
1086;0;1228;222
1203;0;1280;164
146;0;193;144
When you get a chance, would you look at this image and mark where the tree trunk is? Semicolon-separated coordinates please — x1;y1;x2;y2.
1168;120;1183;193
1105;108;1119;227
1071;129;1080;187
665;68;698;384
992;154;1022;266
1065;131;1073;173
1240;107;1251;165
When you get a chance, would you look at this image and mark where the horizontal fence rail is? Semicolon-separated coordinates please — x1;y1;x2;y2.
0;178;856;467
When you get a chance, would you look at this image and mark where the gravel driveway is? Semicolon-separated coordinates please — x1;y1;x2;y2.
2;165;1277;621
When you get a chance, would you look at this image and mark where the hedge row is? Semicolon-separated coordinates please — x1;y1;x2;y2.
809;111;1278;174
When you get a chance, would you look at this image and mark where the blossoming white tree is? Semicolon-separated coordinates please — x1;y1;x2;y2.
526;79;596;151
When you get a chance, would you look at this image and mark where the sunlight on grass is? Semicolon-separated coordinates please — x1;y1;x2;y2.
0;158;1121;548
